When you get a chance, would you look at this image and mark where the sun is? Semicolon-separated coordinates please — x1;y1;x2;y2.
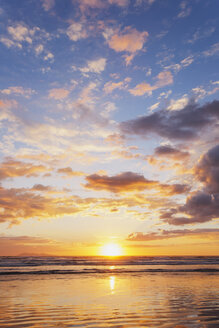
100;243;123;256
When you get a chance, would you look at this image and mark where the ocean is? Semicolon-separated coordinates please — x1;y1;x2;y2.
0;256;219;327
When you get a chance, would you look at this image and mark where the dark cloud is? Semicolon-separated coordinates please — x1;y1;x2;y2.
127;228;219;241
160;145;219;225
154;145;190;160
161;191;219;225
182;192;218;223
31;184;53;192
161;183;190;195
84;172;157;193
120;100;219;140
84;171;189;194
195;144;219;193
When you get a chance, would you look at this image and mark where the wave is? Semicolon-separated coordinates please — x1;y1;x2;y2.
1;256;219;267
1;267;219;275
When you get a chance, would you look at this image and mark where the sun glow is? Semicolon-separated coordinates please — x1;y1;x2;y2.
100;243;123;256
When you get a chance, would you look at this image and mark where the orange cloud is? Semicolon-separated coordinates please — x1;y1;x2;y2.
77;0;129;13
108;27;148;53
127;228;219;241
104;77;131;93
48;88;70;100
84;171;189;195
57;167;85;177
129;70;173;96
0;158;51;180
0;186;90;226
84;172;157;193
1;86;35;98
129;82;154;96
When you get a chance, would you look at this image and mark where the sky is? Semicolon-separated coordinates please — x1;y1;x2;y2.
0;0;218;256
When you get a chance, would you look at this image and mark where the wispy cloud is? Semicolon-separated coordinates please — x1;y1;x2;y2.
203;43;219;57
79;58;106;74
177;1;192;18
0;158;51;180
129;71;173;96
66;22;88;41
41;0;55;11
104;77;131;93
57;167;84;177
127;228;219;241
0;86;35;98
48;88;70;100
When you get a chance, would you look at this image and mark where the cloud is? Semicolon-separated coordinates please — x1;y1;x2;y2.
79;58;106;74
195;144;219;194
154;145;190;160
41;0;55;11
44;52;54;61
129;71;173;96
149;102;160;111
77;0;105;13
165;56;194;73
120;100;219;140
31;184;54;192
127;228;219;241
48;88;70;100
0;23;37;49
0;185;90;226
108;0;129;6
104;77;131;93
107;27;148;55
35;44;44;55
0;158;51;180
160;183;190;196
177;1;192;18
188;26;215;44
0;23;51;59
84;171;189;195
1;86;35;98
66;82;109;127
123;54;135;66
57;167;84;177
203;43;219;57
0;37;22;48
77;0;129;13
0;98;18;123
161;145;219;225
105;133;126;145
7;24;33;43
162;192;219;225
84;171;157;193
135;0;156;6
167;95;189;110
67;22;87;41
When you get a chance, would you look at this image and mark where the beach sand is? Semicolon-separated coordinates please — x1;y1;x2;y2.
0;272;219;327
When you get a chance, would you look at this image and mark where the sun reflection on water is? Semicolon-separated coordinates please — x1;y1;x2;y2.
109;276;115;294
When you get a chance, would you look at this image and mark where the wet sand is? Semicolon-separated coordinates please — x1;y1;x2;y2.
0;272;219;327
